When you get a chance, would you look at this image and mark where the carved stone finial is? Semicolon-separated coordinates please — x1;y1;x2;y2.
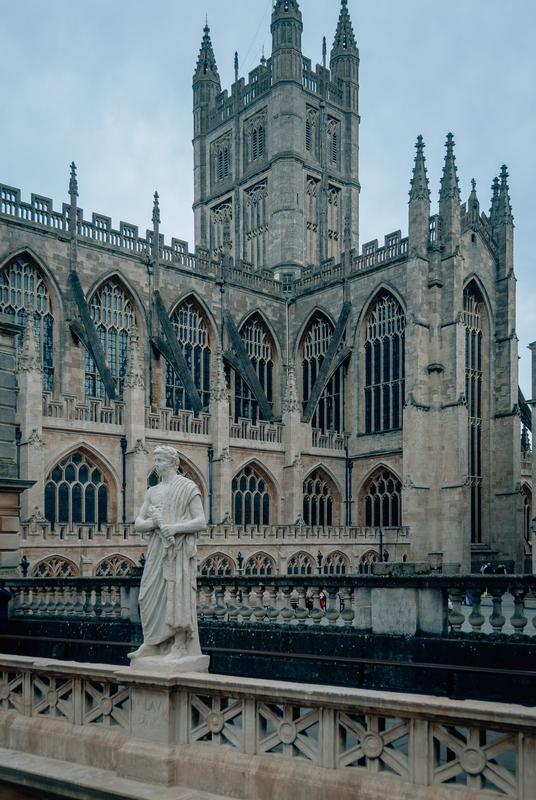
17;315;42;375
283;360;301;414
152;191;160;228
497;164;514;226
439;132;461;203
409;135;430;203
124;325;145;389
210;347;229;403
234;51;239;82
69;162;78;199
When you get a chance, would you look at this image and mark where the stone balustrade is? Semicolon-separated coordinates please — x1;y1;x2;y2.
6;575;536;639
198;523;409;542
0;652;533;799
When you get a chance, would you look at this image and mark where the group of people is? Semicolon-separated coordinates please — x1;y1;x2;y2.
304;589;345;616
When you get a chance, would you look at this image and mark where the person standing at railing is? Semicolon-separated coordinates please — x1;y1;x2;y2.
0;580;12;630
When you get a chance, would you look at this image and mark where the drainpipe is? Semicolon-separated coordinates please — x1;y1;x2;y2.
120;437;127;524
345;446;353;526
207;445;214;525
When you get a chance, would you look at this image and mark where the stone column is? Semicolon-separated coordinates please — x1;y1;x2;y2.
123;326;147;521
282;361;304;523
209;349;232;522
16;313;45;521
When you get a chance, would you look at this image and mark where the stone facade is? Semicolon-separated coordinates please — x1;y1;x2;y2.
0;0;530;578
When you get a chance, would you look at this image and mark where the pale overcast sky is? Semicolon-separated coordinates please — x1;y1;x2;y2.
0;0;534;396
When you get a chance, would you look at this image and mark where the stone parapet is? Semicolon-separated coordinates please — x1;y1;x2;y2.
0;653;534;799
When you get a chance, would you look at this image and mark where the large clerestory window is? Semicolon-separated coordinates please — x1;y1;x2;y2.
165;298;211;413
0;257;54;391
464;284;484;544
85;280;134;399
233;315;274;424
301;312;345;434
364;292;405;433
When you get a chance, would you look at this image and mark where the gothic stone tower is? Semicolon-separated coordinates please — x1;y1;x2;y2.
192;0;360;280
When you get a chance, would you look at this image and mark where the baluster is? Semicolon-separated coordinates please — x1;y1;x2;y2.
489;587;506;633
240;585;253;621
93;585;104;617
294;583;309;621
227;585;241;622
27;588;39;616
213;585;227;621
9;588;21;617
280;585;295;623
509;586;528;634
73;588;85;617
55;587;65;617
112;586;122;618
326;587;340;625
266;583;280;623
64;587;75;616
447;588;465;631
340;586;355;626
101;585;114;616
467;588;485;631
252;583;267;622
84;587;95;617
309;586;324;624
36;587;48;616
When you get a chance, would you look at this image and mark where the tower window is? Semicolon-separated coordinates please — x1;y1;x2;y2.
464;285;484;544
364;468;402;528
218;146;229;181
306;118;311;151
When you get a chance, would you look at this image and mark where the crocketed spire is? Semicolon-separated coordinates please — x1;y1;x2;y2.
497;165;514;226
332;0;358;55
409;135;430;203
152;191;160;227
468;178;480;225
439;133;461;203
194;22;220;83
272;0;301;18
489;176;500;227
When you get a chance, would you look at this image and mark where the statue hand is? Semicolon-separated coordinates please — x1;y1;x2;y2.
151;510;164;528
160;525;175;539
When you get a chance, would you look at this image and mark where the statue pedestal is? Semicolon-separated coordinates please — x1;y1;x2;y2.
128;653;210;674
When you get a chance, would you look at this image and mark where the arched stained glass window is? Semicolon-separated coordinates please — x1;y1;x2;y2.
364;468;402;528
0;257;54;390
464;284;484;544
86;280;134;399
200;553;235;576
322;551;348;575
244;552;275;576
233;315;274;423
232;464;271;526
44;451;109;530
287;551;314;576
303;470;335;527
301;312;345;433
32;556;79;577
95;555;135;577
364;292;405;433
166;298;211;413
358;550;379;575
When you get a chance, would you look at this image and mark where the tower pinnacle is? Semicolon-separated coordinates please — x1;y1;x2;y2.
331;0;358;56
194;22;220;84
409;135;430;203
498;165;514;226
439;133;460;203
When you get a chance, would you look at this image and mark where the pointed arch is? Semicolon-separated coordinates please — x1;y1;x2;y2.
0;251;57;391
360;288;406;433
358;549;379;575
302;465;342;527
0;247;64;313
298;308;346;434
165;293;213;412
168;290;219;345
322;550;349;575
85;276;139;399
292;305;337;359
44;444;118;530
85;270;148;337
244;551;276;576
232;460;278;527
32;555;79;578
287;550;315;576
231;312;278;423
462;274;494;331
200;552;235;576
95;554;136;577
359;465;402;528
352;282;407;348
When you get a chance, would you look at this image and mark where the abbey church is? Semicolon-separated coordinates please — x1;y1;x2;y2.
0;0;532;579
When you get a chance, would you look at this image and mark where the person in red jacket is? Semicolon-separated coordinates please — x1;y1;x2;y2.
0;580;12;630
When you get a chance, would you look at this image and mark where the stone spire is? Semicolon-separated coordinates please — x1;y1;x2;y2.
124;325;145;389
409;135;430;203
152;190;160;228
331;0;358;56
489;176;500;228
68;162;78;233
16;313;42;375
408;136;430;258
210;348;229;403
272;0;301;18
497;165;514;227
468;178;480;227
283;360;301;414
193;22;220;84
439;133;461;203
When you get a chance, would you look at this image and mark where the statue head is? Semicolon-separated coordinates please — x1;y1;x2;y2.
153;446;181;475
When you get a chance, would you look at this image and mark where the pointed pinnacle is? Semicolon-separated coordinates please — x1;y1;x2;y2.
498;164;513;224
439;132;460;203
332;0;357;53
409;135;430;203
69;162;78;199
152;191;160;227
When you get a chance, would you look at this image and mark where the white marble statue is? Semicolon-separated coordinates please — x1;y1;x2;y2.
128;446;208;671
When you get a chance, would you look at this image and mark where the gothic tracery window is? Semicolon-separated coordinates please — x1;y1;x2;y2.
0;256;54;391
303;470;335;527
301;312;345;433
200;553;235;576
328;118;339;165
322;551;348;575
251;124;264;161
306;178;319;265
85;280;134;399
287;551;314;576
364;468;402;528
244;181;268;269
165;297;211;413
211;200;232;260
244;552;275;576
95;555;135;577
233;315;274;423
44;451;109;530
232;464;271;526
32;556;79;578
364;292;405;433
464;284;484;544
327;185;341;261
